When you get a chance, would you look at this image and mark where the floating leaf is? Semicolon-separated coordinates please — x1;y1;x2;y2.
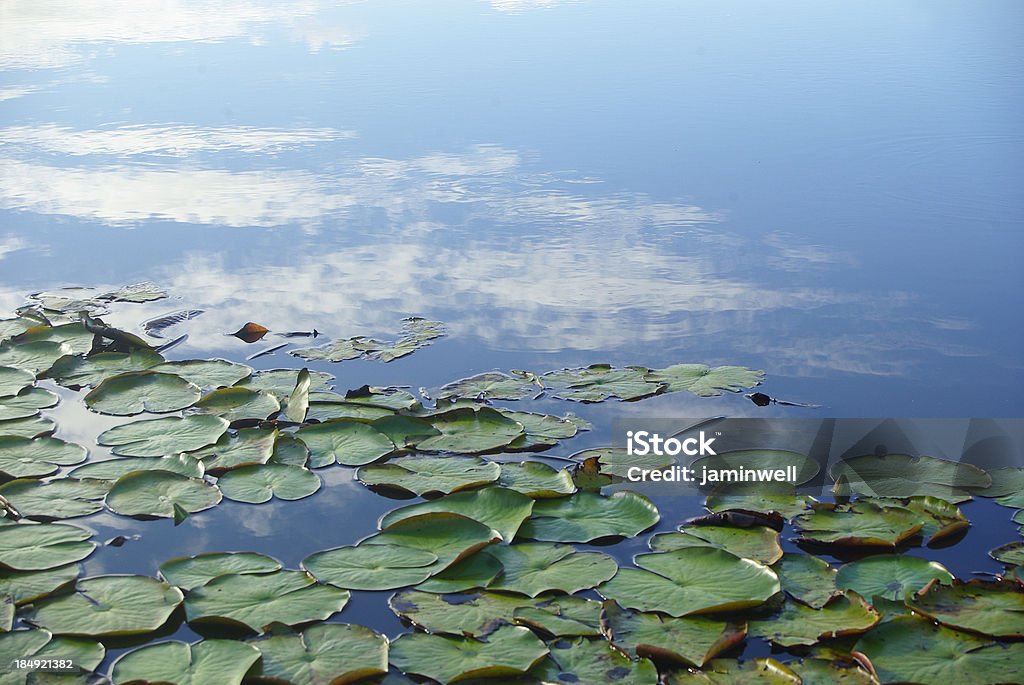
231;322;269;343
830;454;990;502
416;407;525;454
773;553;839;609
69;454;203;481
602;601;744;667
0;317;34;342
290;338;364;362
0;523;95;571
599;547;780;617
368;415;439;448
184;570;349;633
664;657;802;684
645;363;764;396
84;371;200;415
575;446;674;479
111;638;260;685
0;478;108;520
0;437;87;479
908;579;1024;637
282;368;310;423
438;371;540;401
305;401;395;422
357;456;500;496
0;388;59;421
98;415;228;457
532;637;658;685
236;369;334;399
854;615;1024;685
0;564;79;605
991;542;1024;566
512;596;603;637
894;495;970;544
105;471;221;519
217;464;320;504
651;525;783;564
749;593;879;647
389;625;547;684
415;551;504;594
43;350;164;389
28;575;183;636
102;282;167;303
485;543;617;596
14;324;95;356
341;385;418;410
269;434;309;467
0;415;55;439
380;488;533;542
497;461;576;498
706;489;817;520
188;426;277;474
295;420;395;467
159;552;282;591
518;491;660;543
501;410;581;450
249;623;388;684
0;629;104;682
192;387;280;423
542;364;661;402
793;501;923;547
977;467;1024;498
153;359;253;389
691;449;820;489
835;554;954;604
788;657;880;685
0;366;35;398
389;589;526;637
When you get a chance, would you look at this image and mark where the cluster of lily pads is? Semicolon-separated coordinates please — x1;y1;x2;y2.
1;285;1023;685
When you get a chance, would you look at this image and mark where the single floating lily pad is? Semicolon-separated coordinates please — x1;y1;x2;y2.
0;414;56;440
497;461;576;498
518;491;660;543
0;387;60;422
43;350;164;389
380;487;533;542
542;364;661;402
645;363;764;396
389;625;548;684
295;419;396;467
0;366;35;397
836;553;954;601
0;478;109;520
69;454;204;481
357;456;501;496
991;541;1024;567
249;623;388;685
188;426;277;473
153;359;253;389
908;579;1024;638
0;523;95;571
485;542;618;597
303;544;438;591
159;552;282;591
773;553;839;609
416;407;525;454
830;453;989;502
651;525;783;564
532;636;659;685
793;501;923;547
217;463;321;504
98;415;229;457
0;629;105;679
748;592;880;647
192;387;281;423
602;601;744;667
706;489;817;520
500;410;581;450
111;638;260;685
185;570;350;634
438;371;540;401
0;436;88;479
0;564;80;605
664;657;802;684
84;371;201;416
105;471;221;519
0;341;73;375
28;575;183;636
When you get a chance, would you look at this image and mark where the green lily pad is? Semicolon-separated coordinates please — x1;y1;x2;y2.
340;385;419;410
367;415;440;449
518;491;660;543
188;426;277;473
249;623;388;684
438;371;540;401
891;495;970;544
511;596;604;637
0;415;56;439
646;363;764;396
485;543;617;596
236;369;334;399
788;657;879;685
772;553;839;608
98;415;229;457
749;593;879;647
706;489;817;520
416;408;524;454
415;551;504;593
908;579;1024;637
69;454;203;481
217;463;320;504
602;601;744;667
500;410;580;450
691;449;819;489
390;625;547;684
793;501;924;547
28;575;183;636
380;488;533;542
304;401;395;422
105;471;221;519
0;318;34;342
836;554;954;601
0;341;72;375
991;541;1024;566
665;658;802;684
42;350;164;389
0;367;35;398
532;637;658;685
102;282;167;303
159;552;282;591
854;615;1024;685
111;639;260;685
153;359;253;389
977;467;1024;498
651;525;783;564
542;364;661;402
0;437;87;479
0;565;79;604
599;547;780;617
295;420;395;467
289;338;366;363
0;388;59;422
269;434;310;467
13;324;95;356
830;454;990;502
84;371;200;416
184;570;349;633
497;461;576;498
0;523;95;571
357;456;500;496
192;387;281;423
389;589;527;637
0;479;108;520
0;630;104;681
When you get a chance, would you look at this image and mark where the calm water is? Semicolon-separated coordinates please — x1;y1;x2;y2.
2;0;1023;668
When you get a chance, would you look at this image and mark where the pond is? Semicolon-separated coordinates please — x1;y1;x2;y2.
1;1;1022;684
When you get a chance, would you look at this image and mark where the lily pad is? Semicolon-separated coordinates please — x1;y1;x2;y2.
111;639;260;685
249;623;388;684
368;415;440;448
389;589;527;637
159;552;282;591
69;454;203;481
645;363;764;396
500;410;581;450
977;467;1024;499
380;488;533;542
389;625;547;684
0;415;56;439
485;543;617;597
651;525;783;564
102;282;167;303
895;495;970;544
0;317;34;342
749;593;879;647
542;364;661;402
836;553;954;601
793;501;924;547
518;491;660;543
830;454;990;502
357;456;500;496
28;575;183;636
98;415;229;457
188;426;277;473
602;601;745;667
788;657;880;685
43;350;164;389
531;637;658;685
909;579;1024;637
0;523;95;571
0;565;79;605
192;387;281;424
706;489;817;520
13;324;95;356
340;385;419;411
0;341;71;375
854;615;1024;685
511;596;604;637
0;388;59;422
295;420;395;467
415;551;504;593
270;434;310;467
497;461;576;498
290;338;366;363
0;437;87;479
438;371;540;401
105;471;221;519
991;541;1024;566
0;478;108;520
772;553;839;608
84;371;200;415
217;463;321;504
153;359;253;389
237;369;334;399
599;547;780;616
0;630;104;681
0;367;35;398
304;401;395;422
184;570;349;633
691;449;819;489
416;408;525;454
665;658;802;684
